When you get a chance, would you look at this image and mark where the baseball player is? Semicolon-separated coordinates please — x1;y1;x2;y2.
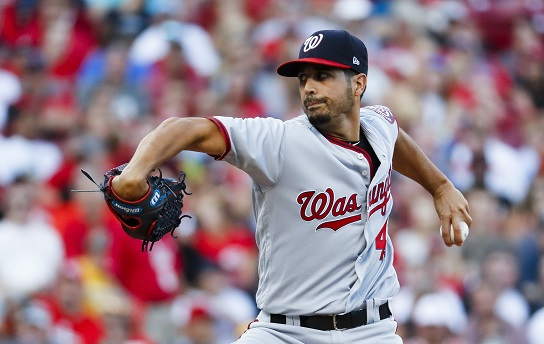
111;30;472;343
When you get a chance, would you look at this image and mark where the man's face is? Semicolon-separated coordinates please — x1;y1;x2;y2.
298;65;355;127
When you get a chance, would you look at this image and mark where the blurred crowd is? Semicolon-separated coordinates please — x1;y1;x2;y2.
0;0;543;343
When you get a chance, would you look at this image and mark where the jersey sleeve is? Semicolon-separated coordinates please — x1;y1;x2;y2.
207;116;286;189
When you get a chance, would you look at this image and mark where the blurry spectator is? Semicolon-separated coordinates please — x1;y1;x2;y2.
129;19;221;78
481;249;530;329
41;182;92;260
36;0;96;79
447;122;540;206
145;40;207;118
211;68;266;119
506;206;542;306
406;290;467;344
171;263;257;344
172;304;216;344
11;300;55;344
39;259;103;344
0;111;63;187
0;176;64;302
192;188;258;294
511;20;544;110
76;40;150;122
464;281;526;344
460;189;514;264
98;289;152;344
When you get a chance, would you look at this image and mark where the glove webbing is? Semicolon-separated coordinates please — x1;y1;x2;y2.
141;170;192;252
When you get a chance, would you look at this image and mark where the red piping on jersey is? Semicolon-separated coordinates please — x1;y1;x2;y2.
322;133;375;179
206;117;231;160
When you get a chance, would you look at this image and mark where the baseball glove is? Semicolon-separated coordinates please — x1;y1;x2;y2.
79;164;191;251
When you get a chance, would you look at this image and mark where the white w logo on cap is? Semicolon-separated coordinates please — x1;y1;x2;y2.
303;34;324;52
353;57;360;65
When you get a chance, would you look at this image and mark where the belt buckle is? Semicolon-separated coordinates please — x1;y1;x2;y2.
333;314;346;330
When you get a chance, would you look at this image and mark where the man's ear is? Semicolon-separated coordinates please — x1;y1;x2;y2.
354;73;367;98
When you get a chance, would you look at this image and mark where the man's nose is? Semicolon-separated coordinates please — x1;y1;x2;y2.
303;78;317;95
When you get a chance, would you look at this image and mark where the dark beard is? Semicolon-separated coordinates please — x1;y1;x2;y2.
303;96;331;126
307;112;332;126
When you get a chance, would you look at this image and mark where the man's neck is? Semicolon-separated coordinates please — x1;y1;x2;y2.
315;111;361;142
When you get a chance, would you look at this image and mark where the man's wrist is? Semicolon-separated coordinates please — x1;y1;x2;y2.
431;179;454;198
112;173;149;201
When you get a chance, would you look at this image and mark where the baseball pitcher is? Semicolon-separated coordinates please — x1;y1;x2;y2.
108;30;472;343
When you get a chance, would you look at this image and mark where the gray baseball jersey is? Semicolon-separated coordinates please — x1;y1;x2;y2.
209;105;399;316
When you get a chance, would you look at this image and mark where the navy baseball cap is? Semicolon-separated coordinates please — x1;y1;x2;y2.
277;30;368;77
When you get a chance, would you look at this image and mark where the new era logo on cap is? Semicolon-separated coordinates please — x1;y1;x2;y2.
277;30;368;77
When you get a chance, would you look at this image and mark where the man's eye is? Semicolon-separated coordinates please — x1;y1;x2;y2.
319;73;329;79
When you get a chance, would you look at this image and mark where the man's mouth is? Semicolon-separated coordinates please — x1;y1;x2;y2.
305;98;326;108
307;103;323;109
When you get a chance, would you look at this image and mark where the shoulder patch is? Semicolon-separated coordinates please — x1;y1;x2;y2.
366;105;396;124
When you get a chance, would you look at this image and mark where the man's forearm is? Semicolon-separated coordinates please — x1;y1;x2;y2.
113;117;225;200
122;118;191;180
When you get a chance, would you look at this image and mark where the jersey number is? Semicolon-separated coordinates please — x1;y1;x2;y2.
375;221;387;260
